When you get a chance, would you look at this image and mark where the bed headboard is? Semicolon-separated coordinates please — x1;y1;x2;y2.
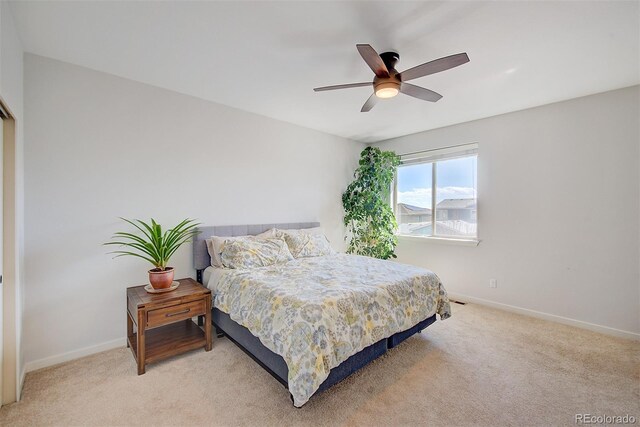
193;222;320;281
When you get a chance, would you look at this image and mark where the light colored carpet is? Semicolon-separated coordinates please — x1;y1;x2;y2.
1;303;638;426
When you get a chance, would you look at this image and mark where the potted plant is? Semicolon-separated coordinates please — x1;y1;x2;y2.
105;218;200;289
342;147;400;259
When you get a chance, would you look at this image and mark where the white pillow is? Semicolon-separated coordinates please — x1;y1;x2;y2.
206;228;276;268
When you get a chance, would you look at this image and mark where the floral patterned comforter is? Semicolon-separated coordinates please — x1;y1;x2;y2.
214;253;451;407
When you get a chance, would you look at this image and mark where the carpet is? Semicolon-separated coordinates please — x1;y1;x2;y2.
1;303;638;426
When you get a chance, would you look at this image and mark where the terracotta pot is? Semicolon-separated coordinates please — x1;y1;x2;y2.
149;267;174;289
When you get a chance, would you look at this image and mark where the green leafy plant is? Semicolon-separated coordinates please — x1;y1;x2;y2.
105;218;200;270
342;147;401;259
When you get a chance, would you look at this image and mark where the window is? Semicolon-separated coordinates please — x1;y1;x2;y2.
393;143;478;240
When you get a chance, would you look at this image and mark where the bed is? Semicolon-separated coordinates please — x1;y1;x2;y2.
193;222;451;407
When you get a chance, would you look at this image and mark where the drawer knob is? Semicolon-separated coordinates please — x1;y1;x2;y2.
166;308;191;317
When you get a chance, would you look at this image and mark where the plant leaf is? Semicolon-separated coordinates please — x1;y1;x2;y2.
109;250;158;267
105;217;201;268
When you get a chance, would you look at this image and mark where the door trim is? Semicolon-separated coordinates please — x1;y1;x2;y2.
0;95;18;405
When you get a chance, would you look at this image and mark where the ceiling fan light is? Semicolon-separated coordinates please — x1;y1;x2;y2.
376;87;399;98
375;81;400;98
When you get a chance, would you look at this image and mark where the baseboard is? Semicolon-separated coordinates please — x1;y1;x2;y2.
24;337;126;373
448;292;640;341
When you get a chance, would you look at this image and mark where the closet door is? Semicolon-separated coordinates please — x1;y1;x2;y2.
0;115;4;405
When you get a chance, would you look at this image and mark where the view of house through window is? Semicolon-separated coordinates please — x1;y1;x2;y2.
395;144;478;239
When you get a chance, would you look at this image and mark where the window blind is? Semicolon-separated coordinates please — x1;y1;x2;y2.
400;143;478;165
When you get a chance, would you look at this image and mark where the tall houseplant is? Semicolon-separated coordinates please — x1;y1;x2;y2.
342;147;400;259
105;218;200;289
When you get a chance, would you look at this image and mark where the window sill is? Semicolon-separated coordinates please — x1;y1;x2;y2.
396;235;480;247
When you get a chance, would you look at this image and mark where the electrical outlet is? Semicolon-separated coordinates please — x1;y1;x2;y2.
489;279;497;288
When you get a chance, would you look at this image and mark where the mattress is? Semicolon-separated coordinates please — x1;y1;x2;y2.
209;253;451;407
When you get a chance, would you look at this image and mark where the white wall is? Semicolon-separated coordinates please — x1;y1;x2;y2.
375;86;640;338
23;54;363;369
0;0;25;400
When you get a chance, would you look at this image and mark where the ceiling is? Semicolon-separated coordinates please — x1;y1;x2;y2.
9;1;640;143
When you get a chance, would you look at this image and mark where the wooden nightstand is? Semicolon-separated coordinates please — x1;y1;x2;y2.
126;277;212;375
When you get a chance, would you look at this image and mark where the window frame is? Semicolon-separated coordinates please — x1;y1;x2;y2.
393;143;479;245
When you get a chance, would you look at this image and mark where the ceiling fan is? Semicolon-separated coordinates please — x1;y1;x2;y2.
313;44;469;112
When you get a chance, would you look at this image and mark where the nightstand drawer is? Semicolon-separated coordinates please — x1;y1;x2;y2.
147;299;205;328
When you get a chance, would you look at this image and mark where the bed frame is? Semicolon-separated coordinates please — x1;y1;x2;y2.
193;222;437;405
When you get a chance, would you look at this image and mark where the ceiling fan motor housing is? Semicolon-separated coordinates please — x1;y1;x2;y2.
374;52;401;97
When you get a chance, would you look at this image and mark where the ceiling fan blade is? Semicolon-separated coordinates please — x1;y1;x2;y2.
356;44;389;78
400;83;443;102
361;93;377;112
313;82;372;92
398;53;469;82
